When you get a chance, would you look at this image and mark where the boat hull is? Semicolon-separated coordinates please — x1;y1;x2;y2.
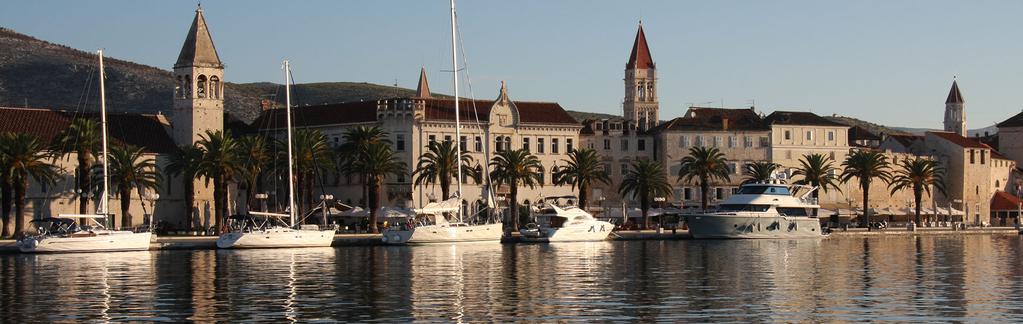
686;214;824;239
18;231;153;253
521;221;615;242
381;223;503;245
217;228;335;249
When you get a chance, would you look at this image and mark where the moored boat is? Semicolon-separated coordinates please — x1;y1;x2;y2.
685;183;825;239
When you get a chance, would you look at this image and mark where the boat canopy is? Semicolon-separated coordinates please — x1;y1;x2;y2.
415;198;462;215
55;214;109;219
30;217;76;224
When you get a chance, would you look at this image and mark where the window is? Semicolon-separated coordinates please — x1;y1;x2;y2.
196;75;207;98
744;136;753;148
728;136;736;148
444;135;452;143
759;137;770;147
683;188;693;201
784;130;791;140
828;131;835;142
970;149;975;164
621;163;629;176
621;139;629;151
396;134;406;151
694;136;704;147
712;136;720;148
604;139;611;150
523;137;530;152
638;139;646;151
460;136;467;152
681;136;690;148
715;188;725;200
567;139;574;152
504;137;511;151
981;150;986;164
428;135;436;144
595;123;603;130
209;76;220;99
496;137;504;152
603;163;612;176
475;136;482;152
538;138;545;153
552;138;559;154
806;131;813;141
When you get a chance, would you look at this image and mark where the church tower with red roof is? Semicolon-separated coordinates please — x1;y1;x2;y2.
623;22;658;130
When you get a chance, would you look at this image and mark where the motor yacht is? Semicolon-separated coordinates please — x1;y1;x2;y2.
520;197;614;242
685;183;825;239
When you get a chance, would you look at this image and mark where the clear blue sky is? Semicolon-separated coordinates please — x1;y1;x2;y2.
3;1;1023;129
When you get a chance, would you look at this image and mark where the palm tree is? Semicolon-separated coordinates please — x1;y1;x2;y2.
552;148;610;210
51;117;101;214
1;133;60;237
104;144;159;228
195;130;242;234
489;149;543;231
619;159;672;229
339;126;390;207
677;147;731;211
889;157;946;227
742;161;779;184
237;135;271;213
347;142;406;233
165;145;203;230
413;140;478;201
0;133;15;238
792;153;843;201
291;129;335;218
840;150;892;228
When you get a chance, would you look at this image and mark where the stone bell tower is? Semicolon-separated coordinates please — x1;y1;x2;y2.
172;4;224;146
623;22;659;130
944;79;966;136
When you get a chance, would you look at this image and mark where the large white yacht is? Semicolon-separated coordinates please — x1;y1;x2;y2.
216;60;335;249
685;183;825;239
381;198;503;245
520;197;614;242
18;50;154;253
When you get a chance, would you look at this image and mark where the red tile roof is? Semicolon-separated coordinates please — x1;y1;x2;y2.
0;107;177;153
888;134;924;147
415;67;431;99
764;111;848;127
422;98;578;125
626;24;655;70
650;107;768;132
990;191;1022;211
946;80;964;104
252;101;378;130
928;131;987;148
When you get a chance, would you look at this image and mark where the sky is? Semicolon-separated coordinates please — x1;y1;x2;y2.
3;1;1023;130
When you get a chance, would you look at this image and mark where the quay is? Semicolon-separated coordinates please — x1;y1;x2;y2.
1;227;1019;254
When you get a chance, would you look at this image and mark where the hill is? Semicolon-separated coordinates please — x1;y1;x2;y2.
0;28;435;123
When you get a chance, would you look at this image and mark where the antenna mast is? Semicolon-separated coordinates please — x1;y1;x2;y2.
450;0;463;221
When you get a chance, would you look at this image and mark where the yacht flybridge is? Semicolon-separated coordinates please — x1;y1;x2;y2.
685;183;825;239
380;0;502;245
216;60;335;249
520;196;614;242
18;50;153;253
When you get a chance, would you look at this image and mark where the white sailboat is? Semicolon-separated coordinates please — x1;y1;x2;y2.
216;60;335;249
381;0;503;245
18;50;154;253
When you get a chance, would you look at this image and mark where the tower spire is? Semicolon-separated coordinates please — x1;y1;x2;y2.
626;23;654;69
415;67;431;98
175;6;222;69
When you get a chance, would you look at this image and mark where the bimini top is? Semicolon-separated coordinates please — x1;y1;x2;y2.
735;184;791;196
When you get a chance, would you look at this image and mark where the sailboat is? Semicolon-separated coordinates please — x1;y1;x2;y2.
18;50;154;253
381;0;503;245
216;60;335;249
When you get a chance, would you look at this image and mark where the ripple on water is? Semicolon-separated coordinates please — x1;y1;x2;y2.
2;236;1023;322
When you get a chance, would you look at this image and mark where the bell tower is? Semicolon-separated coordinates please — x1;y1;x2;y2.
944;79;966;136
173;5;224;145
623;22;658;130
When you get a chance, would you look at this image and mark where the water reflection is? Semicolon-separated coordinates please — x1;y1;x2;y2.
2;236;1023;322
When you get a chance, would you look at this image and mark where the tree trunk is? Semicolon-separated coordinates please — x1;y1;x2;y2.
641;190;650;229
78;154;92;214
860;181;870;228
213;176;226;234
1;178;12;238
245;177;257;213
509;182;519;231
120;187;131;229
14;178;27;238
368;177;380;233
578;183;588;211
184;178;195;230
914;187;923;226
441;174;451;201
700;179;710;211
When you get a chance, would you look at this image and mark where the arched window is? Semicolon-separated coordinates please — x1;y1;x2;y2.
495;137;504;152
175;76;183;98
196;75;207;99
504;136;511;151
209;76;220;99
184;74;192;97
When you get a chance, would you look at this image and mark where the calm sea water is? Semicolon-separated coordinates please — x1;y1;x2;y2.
2;236;1023;322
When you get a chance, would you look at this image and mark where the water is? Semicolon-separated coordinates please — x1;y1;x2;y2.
3;235;1023;322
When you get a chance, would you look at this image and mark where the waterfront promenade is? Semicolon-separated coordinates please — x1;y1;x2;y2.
0;227;1017;253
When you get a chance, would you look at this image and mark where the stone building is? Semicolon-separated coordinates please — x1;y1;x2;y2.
252;75;583;213
925;132;1016;225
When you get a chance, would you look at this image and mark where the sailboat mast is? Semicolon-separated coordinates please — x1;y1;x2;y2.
450;0;463;221
98;50;110;217
284;60;297;227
